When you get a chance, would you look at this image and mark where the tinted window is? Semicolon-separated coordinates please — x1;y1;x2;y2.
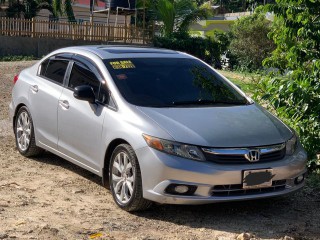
104;58;249;107
44;60;69;84
39;59;49;76
69;62;100;98
99;85;114;106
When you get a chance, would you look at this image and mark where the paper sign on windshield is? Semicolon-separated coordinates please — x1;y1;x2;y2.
110;60;135;69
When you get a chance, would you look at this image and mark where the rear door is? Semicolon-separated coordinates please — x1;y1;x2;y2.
57;56;109;173
28;54;71;149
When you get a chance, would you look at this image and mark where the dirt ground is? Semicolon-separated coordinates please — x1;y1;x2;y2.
0;61;319;240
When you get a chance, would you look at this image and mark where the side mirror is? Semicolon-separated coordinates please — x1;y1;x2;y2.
74;85;96;104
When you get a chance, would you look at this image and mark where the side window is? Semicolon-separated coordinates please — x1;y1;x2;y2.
43;59;69;84
39;59;49;76
68;62;100;98
99;85;113;106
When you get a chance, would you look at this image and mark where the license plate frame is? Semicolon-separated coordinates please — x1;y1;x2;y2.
243;169;274;189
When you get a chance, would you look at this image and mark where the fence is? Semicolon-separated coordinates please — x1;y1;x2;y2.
0;17;153;44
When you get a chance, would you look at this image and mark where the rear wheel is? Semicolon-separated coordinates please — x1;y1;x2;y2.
15;106;43;157
109;144;152;212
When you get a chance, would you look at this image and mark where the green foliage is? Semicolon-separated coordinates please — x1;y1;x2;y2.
206;29;231;56
150;0;209;37
306;169;320;189
219;70;259;94
217;0;275;13
6;0;54;19
6;0;75;21
195;0;207;6
52;0;75;22
220;0;246;12
229;11;275;71
255;0;320;165
64;0;75;22
0;55;36;61
153;32;221;65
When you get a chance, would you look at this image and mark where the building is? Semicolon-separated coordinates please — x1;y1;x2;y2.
0;0;130;25
190;12;252;37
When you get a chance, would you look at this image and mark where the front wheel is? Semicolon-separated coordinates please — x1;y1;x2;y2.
109;144;152;212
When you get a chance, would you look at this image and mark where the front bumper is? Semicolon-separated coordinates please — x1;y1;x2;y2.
136;144;307;205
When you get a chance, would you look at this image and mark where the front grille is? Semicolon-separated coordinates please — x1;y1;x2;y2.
211;180;287;197
203;146;286;164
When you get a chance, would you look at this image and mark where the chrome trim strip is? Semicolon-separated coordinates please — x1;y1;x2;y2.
202;143;285;156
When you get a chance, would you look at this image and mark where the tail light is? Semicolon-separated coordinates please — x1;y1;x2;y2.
13;74;19;85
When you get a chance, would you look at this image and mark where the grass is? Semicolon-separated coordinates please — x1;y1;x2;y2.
217;69;259;95
201;20;235;28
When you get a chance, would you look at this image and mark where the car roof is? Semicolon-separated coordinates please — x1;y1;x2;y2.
57;45;190;60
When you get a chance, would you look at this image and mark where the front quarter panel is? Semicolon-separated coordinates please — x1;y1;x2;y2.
100;105;174;170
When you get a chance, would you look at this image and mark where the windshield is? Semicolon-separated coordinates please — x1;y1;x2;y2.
104;58;249;107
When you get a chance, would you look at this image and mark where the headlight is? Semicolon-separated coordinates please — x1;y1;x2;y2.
143;134;205;161
286;133;298;155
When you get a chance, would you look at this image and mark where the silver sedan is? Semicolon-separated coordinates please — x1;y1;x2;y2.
9;46;307;211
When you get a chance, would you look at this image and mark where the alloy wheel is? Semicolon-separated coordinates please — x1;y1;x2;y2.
111;151;135;204
16;111;31;151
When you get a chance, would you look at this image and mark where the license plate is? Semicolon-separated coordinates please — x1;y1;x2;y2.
243;169;274;189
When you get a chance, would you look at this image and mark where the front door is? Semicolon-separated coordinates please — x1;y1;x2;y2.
57;60;106;173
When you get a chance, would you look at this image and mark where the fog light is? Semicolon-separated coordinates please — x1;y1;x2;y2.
165;184;197;196
174;185;189;194
295;174;305;185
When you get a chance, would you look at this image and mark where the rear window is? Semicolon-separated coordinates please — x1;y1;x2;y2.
104;58;248;107
40;59;69;84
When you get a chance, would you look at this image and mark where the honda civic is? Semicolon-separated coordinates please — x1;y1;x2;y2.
9;46;307;211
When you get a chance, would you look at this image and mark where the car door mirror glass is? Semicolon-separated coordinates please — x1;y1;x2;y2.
73;85;96;103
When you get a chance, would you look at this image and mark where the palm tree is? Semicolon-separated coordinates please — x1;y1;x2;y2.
151;0;209;37
6;0;54;19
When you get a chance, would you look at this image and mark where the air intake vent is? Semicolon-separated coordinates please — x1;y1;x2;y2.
211;180;287;197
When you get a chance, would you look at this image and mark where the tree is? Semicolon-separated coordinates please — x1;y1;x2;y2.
256;0;320;164
154;32;221;65
52;0;75;22
4;0;75;21
6;0;54;19
151;0;209;37
216;0;276;13
229;10;275;71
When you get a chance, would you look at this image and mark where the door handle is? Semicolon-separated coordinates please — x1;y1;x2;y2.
59;100;69;109
30;85;38;93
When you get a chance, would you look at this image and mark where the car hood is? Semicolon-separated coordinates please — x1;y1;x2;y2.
137;104;293;147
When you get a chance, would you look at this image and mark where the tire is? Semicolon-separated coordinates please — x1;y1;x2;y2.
14;106;43;157
109;144;152;212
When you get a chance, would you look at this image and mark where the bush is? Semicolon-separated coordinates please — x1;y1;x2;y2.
255;0;320;168
0;55;36;61
229;11;275;71
153;32;221;66
205;29;230;56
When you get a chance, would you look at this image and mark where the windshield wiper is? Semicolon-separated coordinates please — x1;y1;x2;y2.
172;99;248;106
